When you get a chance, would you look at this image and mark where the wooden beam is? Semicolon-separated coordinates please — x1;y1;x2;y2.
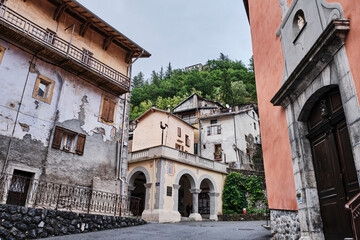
53;3;67;22
79;19;91;37
125;51;135;64
58;59;70;67
103;35;115;51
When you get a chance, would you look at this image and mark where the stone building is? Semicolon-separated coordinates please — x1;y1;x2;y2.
172;93;224;155
199;105;261;171
128;107;226;222
0;0;150;208
244;0;360;239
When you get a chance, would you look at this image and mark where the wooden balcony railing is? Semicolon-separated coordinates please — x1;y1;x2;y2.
345;192;360;240
0;4;130;94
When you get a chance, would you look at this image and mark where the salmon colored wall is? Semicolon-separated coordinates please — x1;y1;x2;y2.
248;0;360;211
248;0;297;210
132;111;194;153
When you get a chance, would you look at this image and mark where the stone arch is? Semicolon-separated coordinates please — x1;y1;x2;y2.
127;166;151;186
198;174;217;192
127;166;151;212
198;174;219;221
173;169;198;213
174;169;197;189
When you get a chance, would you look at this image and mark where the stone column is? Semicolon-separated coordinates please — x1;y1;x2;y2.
144;183;152;210
172;184;181;211
189;188;202;221
209;192;220;221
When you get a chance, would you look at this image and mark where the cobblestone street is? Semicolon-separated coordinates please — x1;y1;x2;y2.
46;221;271;240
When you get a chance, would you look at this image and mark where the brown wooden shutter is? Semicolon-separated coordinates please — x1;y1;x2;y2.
177;127;181;137
107;101;116;123
76;134;86;155
52;127;63;149
101;98;110;122
217;125;221;134
207;126;210;136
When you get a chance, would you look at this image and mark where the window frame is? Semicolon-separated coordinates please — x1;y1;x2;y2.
185;134;190;147
52;126;86;155
99;96;117;125
32;75;55;104
0;45;5;64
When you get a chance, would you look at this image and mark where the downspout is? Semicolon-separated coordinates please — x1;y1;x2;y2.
42;70;65;179
199;116;202;156
233;114;240;163
1;56;36;176
118;50;144;197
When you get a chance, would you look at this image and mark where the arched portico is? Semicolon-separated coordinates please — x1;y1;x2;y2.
198;174;219;221
173;169;201;220
127;166;151;214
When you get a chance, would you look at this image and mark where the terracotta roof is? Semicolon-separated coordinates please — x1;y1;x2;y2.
135;107;197;129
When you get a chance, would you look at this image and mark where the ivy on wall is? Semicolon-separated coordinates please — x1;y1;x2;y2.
222;172;267;214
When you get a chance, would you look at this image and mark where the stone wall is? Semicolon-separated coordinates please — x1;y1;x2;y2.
270;210;300;240
0;204;145;239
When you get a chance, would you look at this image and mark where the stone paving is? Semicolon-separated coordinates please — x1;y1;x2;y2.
46;220;271;240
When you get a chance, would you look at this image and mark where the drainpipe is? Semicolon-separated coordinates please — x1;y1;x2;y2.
118;50;144;196
1;56;36;176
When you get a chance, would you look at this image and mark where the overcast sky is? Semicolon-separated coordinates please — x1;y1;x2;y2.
77;0;253;81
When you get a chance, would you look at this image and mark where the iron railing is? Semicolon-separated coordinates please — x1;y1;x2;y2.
0;174;140;217
0;4;130;91
345;192;360;240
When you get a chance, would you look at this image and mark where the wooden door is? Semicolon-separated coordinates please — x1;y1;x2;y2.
307;89;359;239
6;170;33;206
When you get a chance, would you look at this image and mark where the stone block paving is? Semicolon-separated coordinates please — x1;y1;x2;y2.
46;220;271;240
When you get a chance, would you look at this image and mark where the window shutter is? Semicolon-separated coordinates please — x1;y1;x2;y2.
217;125;221;134
107;101;116;123
76;134;86;155
101;98;110;122
207;126;210;136
177;127;181;137
52;127;63;149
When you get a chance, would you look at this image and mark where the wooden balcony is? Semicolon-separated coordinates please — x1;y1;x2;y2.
0;4;130;95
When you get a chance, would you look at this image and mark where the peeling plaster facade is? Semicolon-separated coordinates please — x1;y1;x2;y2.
0;0;149;201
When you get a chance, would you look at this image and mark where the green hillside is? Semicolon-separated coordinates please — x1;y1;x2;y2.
130;54;256;120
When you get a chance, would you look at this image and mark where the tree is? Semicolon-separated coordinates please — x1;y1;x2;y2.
165;62;172;79
131;72;144;89
221;69;232;105
151;70;160;87
231;81;248;106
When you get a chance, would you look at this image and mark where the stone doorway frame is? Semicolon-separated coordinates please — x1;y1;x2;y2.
127;167;151;212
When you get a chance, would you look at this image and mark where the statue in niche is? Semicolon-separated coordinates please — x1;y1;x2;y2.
297;14;305;30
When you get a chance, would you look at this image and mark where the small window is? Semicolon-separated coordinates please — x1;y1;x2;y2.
252;112;255;119
254;122;256;130
175;143;183;151
177;127;181;137
33;75;55;104
214;144;222;160
52;126;86;155
194;143;198;155
100;96;117;125
185;134;190;147
210;119;217;125
0;45;5;64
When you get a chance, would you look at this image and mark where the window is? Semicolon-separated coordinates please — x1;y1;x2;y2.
210;119;217;125
207;125;221;135
177;127;181;137
33;75;55;104
214;144;222;160
254;122;257;130
194;143;198;155
252;112;255;119
52;126;86;155
99;96;117;124
175;143;184;151
0;45;5;64
185;134;190;147
82;48;93;65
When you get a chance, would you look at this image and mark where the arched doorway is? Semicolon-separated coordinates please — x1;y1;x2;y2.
130;172;146;214
178;175;193;217
307;88;359;239
198;176;218;220
127;167;151;216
